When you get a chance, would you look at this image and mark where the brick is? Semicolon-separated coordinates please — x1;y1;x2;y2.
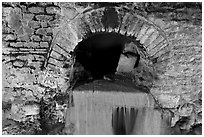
23;26;34;35
17;34;30;42
49;58;63;67
33;55;45;61
154;19;167;29
13;60;25;67
35;15;53;21
16;55;33;61
41;22;48;28
23;13;34;21
8;9;22;31
2;42;10;48
16;27;24;35
42;35;52;42
28;7;44;14
2;7;13;17
2;24;14;33
40;42;49;48
28;21;40;29
55;14;61;20
46;6;61;14
10;42;24;48
2;2;13;7
35;28;52;35
20;5;27;13
3;34;16;41
38;2;53;6
147;31;159;45
35;28;47;35
46;27;52;34
158;94;180;108
61;7;78;20
24;42;39;48
137;23;149;40
48;20;60;27
132;20;144;37
140;26;155;44
31;35;41;41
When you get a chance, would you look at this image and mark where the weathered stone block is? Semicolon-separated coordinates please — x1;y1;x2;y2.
154;18;168;29
8;9;22;32
10;42;24;48
150;35;165;49
17;34;30;42
35;15;53;21
61;6;78;20
2;2;13;7
9;103;40;121
33;55;45;61
42;35;52;42
46;6;61;14
48;19;60;27
35;28;47;35
3;34;16;41
23;13;34;21
38;2;53;6
20;5;27;13
41;22;48;28
46;27;53;34
24;42;39;48
140;26;155;44
132;20;144;37
136;23;149;40
49;58;63;67
31;35;41;41
146;31;159;46
157;94;180;108
28;7;44;14
54;14;61;22
35;27;52;36
40;42;49;48
13;60;26;67
28;21;40;29
2;7;13;17
23;25;34;35
2;25;14;34
2;42;10;48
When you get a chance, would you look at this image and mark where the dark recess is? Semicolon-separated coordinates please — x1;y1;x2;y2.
74;32;129;79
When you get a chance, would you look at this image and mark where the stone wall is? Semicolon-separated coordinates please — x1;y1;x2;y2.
2;2;202;135
2;2;69;134
149;15;202;133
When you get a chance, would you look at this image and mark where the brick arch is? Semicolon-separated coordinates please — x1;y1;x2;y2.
45;7;170;74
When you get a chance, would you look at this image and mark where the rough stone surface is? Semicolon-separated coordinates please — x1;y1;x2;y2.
28;7;44;14
35;15;53;21
2;2;202;135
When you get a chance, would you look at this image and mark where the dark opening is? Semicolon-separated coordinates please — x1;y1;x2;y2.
74;32;130;79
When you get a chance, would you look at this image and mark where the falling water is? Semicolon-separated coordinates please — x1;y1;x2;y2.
112;107;171;135
64;81;172;135
112;107;137;135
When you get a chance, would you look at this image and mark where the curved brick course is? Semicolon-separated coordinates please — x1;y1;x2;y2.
2;2;202;135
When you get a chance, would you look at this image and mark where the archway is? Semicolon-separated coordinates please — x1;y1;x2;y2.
44;5;172;135
45;6;170;76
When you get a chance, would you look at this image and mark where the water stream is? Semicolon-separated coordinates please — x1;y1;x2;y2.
64;81;172;135
112;107;171;135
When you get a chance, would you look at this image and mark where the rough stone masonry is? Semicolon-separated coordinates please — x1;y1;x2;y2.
2;2;202;135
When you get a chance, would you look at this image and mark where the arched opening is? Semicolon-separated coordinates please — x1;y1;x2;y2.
74;32;134;79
